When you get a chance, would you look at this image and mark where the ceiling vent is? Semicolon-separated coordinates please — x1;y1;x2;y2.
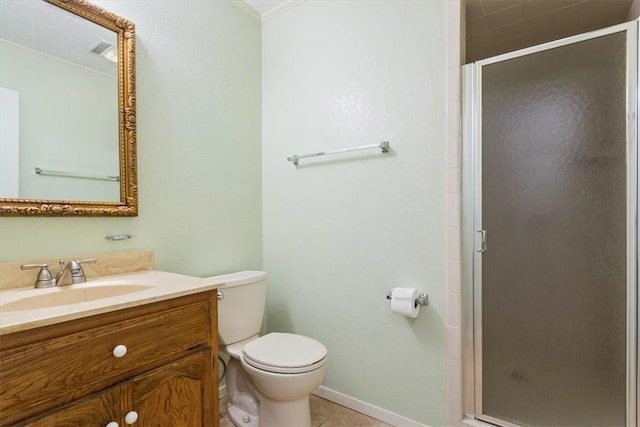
89;39;117;63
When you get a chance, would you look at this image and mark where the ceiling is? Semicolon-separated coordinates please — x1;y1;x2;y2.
0;0;117;76
465;0;634;62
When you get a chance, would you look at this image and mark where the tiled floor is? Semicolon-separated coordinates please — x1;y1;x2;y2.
220;394;394;427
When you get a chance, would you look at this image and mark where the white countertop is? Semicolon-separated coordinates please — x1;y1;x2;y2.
0;270;225;335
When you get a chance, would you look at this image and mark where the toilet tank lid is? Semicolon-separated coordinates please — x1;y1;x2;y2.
204;271;266;288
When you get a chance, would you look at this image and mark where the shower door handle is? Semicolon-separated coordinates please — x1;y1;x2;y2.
477;229;487;252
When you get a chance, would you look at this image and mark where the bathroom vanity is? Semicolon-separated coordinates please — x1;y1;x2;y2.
0;264;224;426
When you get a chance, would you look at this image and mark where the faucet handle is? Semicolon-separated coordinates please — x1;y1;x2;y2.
68;258;97;283
20;263;56;288
21;262;48;270
71;258;97;273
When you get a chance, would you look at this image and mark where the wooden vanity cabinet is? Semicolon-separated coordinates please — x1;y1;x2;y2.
0;291;219;426
22;350;214;427
21;385;122;427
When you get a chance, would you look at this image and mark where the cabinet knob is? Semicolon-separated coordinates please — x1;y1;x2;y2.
106;422;119;427
124;411;138;424
112;344;128;358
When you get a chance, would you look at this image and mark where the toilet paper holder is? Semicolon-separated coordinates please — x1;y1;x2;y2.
386;288;429;307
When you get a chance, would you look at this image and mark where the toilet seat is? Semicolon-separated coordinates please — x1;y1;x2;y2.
242;332;327;374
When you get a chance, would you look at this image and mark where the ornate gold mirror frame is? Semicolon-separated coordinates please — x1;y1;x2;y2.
0;0;137;216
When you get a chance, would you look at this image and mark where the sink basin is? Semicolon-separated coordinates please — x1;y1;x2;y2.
0;284;152;311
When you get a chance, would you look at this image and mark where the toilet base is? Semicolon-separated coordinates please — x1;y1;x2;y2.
227;397;311;427
225;358;315;427
226;358;260;426
256;395;312;427
227;404;259;426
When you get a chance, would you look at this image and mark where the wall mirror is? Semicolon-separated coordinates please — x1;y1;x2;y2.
0;0;137;216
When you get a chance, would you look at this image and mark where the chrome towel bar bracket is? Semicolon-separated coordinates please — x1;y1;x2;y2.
287;141;390;166
105;234;135;241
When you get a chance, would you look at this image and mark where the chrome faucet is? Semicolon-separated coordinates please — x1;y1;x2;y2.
21;259;96;288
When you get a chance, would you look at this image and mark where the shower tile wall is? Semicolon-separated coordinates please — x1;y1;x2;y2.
446;1;464;426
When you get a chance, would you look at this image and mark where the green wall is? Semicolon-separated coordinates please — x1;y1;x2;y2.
262;1;447;425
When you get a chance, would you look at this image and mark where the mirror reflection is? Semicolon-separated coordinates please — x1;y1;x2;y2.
0;0;119;202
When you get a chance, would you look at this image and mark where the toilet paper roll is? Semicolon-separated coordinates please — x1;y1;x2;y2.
390;287;420;318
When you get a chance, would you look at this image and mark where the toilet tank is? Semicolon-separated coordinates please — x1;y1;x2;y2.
209;271;267;345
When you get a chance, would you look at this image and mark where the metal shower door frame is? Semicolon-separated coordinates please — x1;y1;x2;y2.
461;20;639;427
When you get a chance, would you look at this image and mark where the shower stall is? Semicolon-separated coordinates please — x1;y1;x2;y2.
462;21;638;427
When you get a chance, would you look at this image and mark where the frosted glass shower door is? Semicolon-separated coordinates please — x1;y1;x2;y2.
469;24;638;427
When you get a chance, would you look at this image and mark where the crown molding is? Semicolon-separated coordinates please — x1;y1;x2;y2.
261;0;304;22
231;0;262;21
232;0;304;23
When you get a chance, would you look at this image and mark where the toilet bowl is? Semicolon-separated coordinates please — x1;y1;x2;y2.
210;271;328;427
224;332;327;426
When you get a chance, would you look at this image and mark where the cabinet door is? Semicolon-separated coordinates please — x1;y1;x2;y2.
22;385;123;427
131;349;216;426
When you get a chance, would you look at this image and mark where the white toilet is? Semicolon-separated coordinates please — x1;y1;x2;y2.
213;271;327;427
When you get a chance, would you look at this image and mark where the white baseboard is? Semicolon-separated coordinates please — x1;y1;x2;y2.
313;385;429;427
